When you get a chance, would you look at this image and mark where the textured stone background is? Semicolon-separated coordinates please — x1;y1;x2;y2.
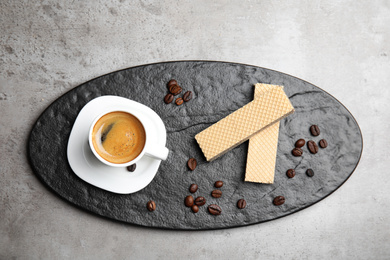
1;1;389;259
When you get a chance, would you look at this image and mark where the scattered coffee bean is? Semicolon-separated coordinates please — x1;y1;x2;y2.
164;93;174;104
237;199;246;209
319;139;328;148
147;200;156;211
208;204;222;215
169;84;182;95
307;140;319;154
185;195;194;207
187;158;197;171
310;125;320;136
292;148;303;157
167;79;178;88
189;184;198;193
286;169;296;178
295;139;305;148
126;164;136;172
273;196;285;206
214;181;223;188
211;190;222;198
175;97;184;105
306;168;314;177
191;205;199;213
183;91;193;102
195;196;206;206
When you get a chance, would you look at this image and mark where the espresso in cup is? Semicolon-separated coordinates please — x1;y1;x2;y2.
91;111;146;164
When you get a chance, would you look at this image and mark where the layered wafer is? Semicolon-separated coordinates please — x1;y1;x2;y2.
195;86;294;161
245;83;282;184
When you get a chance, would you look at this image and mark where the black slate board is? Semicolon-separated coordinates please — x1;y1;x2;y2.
28;61;363;230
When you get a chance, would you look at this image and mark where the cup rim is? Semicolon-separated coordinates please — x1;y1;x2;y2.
88;109;148;167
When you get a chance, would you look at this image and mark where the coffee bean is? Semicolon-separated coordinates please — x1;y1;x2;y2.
167;79;178;88
306;168;314;177
214;181;223;188
127;164;136;172
185;195;194;207
187;158;197;171
211;190;222;198
319;139;328;148
191;205;199;213
169;84;182;95
295;139;305;148
307;140;319;154
286;169;296;178
146;200;156;211
237;199;246;209
208;204;222;215
273;196;285;206
189;184;198;193
292;148;303;157
164;93;174;104
195;196;206;206
183;91;193;102
175;97;184;106
310;125;320;136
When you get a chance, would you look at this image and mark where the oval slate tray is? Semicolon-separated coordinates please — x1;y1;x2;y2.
28;61;363;230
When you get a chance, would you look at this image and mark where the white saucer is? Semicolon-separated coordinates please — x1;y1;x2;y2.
67;96;167;194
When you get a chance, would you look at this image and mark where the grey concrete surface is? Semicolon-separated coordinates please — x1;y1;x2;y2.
1;0;389;259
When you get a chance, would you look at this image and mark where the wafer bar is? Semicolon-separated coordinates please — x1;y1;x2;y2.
245;83;282;183
195;86;294;161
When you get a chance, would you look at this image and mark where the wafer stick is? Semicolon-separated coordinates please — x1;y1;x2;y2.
245;83;283;183
195;86;294;162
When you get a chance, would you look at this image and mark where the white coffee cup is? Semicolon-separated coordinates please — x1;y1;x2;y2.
88;109;169;167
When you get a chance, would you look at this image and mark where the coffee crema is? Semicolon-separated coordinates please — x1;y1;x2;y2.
92;111;146;164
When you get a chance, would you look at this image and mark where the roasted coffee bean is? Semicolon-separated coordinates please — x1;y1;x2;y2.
185;195;194;207
292;148;303;157
211;190;222;198
127;164;136;172
191;205;199;213
214;181;223;188
195;196;206;206
187;158;197;171
319;139;328;148
169;84;182;95
147;200;156;211
310;125;320;136
237;199;246;209
164;93;174;104
175;97;184;105
307;140;319;154
306;168;314;177
183;91;193;102
189;184;198;193
167;79;178;88
295;139;305;148
208;204;222;215
273;196;285;206
286;169;296;178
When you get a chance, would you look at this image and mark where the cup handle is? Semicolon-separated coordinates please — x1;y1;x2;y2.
144;145;169;161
